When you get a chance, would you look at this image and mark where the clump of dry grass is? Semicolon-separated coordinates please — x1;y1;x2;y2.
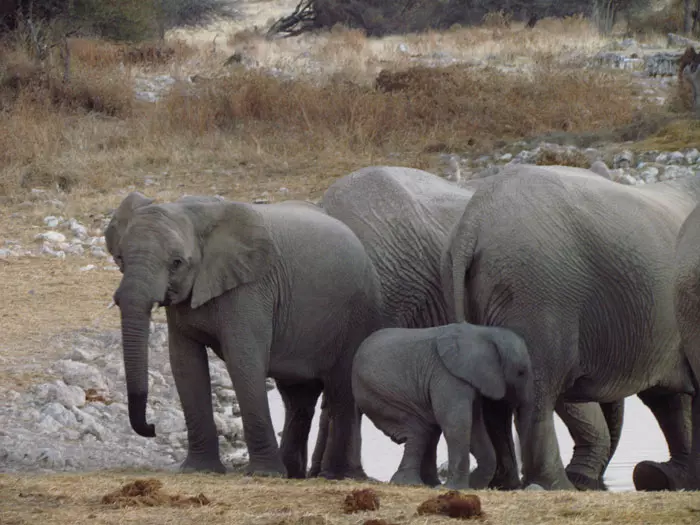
631;119;700;152
156;63;636;157
101;478;211;508
535;147;592;168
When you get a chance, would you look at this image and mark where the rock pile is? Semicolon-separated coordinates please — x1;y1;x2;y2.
0;323;266;473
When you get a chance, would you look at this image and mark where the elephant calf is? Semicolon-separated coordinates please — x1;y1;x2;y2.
352;322;533;490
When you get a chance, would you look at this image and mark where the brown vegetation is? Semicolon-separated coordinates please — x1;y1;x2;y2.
101;478;211;508
416;491;483;519
343;488;380;513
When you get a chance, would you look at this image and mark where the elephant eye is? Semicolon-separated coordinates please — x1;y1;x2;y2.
171;257;184;271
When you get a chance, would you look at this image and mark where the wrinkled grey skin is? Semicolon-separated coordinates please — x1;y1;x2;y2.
104;192;382;479
352;322;534;490
672;204;700;491
318;165;623;491
441;164;700;491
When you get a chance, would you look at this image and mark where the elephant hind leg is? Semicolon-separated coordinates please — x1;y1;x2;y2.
469;398;497;489
276;379;324;479
419;425;442;487
555;399;611;491
633;389;691;491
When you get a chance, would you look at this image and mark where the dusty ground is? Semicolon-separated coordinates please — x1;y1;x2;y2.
1;471;700;525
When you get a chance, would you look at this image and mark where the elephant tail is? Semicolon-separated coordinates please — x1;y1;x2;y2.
440;212;477;324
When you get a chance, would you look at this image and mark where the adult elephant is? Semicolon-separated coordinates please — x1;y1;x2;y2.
316;165;624;490
672;203;700;490
104;192;382;479
441;164;700;491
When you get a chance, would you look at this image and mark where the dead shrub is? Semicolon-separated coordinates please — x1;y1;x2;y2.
157;64;636;154
101;478;211;508
535;148;591;168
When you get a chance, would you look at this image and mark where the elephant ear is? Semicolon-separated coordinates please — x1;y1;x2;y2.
191;201;279;309
435;325;506;400
105;192;154;259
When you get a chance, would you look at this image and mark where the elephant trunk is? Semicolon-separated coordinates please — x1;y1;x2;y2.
115;279;157;438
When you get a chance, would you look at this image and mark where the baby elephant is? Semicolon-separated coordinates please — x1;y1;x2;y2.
352;322;533;490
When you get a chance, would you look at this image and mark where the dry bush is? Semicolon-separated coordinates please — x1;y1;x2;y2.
535;148;592;167
481;10;513;29
157;64;637;155
626;0;686;37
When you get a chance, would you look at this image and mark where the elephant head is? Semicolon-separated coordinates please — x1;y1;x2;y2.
434;323;534;449
105;192;279;437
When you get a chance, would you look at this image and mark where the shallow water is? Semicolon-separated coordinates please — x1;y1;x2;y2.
267;391;668;491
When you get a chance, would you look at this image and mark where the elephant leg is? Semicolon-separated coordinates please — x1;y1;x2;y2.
599;399;625;488
308;395;329;478
440;401;473;490
419;425;442;487
222;318;285;477
482;398;521;490
167;325;225;473
521;393;574;490
391;421;435;487
469;398;497;489
276;379;323;479
555;400;611;491
633;390;691;491
318;380;366;480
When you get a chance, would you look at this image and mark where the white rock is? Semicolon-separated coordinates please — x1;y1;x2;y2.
79;264;96;271
54;360;108;392
69;219;89;239
34;380;86;408
668;151;685;165
40;402;78;427
0;248;11;258
35;231;66;243
613;150;634;169
43;216;60;228
686;148;699;164
655;153;669;163
641;167;659;183
35;448;66;469
91;246;109;258
66;244;85;256
661;165;695;180
499;153;513;162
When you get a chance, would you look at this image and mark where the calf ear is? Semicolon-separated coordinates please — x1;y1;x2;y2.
105;192;154;260
434;325;506;400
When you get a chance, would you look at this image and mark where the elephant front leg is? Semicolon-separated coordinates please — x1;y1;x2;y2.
168;325;225;474
440;403;473;490
521;396;575;490
223;324;285;477
390;422;435;487
276;380;323;479
469;399;497;489
555;400;611;491
633;390;691;491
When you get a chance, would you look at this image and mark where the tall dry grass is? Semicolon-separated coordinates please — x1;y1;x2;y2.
0;15;679;202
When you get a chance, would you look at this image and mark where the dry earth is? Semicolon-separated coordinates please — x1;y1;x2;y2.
1;472;700;525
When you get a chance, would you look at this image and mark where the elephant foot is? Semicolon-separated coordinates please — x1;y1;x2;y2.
443;478;471;490
633;460;688;492
244;458;287;478
318;466;368;481
488;470;522;491
566;470;607;491
180;454;226;474
421;475;442;488
390;469;426;487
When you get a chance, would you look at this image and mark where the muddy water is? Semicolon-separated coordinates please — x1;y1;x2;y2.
267;391;668;492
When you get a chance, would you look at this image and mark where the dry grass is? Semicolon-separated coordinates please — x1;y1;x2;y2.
0;472;699;525
631;118;700;152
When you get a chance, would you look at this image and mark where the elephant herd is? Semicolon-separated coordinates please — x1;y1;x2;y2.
104;162;700;492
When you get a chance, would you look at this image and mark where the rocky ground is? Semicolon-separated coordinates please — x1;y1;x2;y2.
0;322;279;473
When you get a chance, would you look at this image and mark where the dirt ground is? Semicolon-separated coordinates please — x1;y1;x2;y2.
1;471;699;525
